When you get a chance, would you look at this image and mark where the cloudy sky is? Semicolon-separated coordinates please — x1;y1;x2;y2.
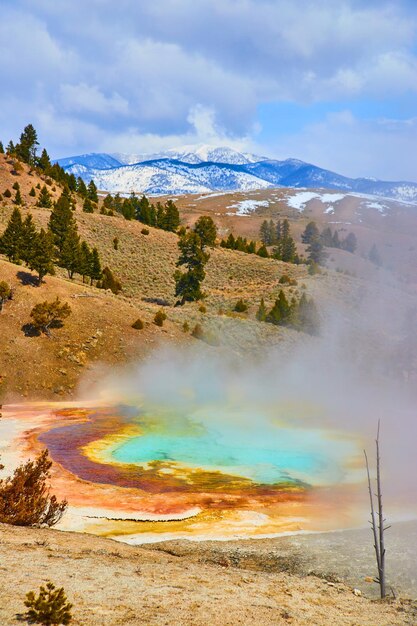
1;0;416;180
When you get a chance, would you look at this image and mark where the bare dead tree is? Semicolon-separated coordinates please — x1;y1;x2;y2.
364;420;390;598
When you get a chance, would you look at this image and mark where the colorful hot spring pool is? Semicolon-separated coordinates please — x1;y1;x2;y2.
0;402;364;542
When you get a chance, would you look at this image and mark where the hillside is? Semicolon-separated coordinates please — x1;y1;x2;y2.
1;152;415;401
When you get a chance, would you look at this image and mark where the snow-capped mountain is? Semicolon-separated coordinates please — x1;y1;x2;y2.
56;146;417;202
111;144;264;166
68;159;274;195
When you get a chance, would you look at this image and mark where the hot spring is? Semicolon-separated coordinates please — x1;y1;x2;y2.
0;401;365;543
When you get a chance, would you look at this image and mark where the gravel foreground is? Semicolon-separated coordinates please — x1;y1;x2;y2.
0;523;416;625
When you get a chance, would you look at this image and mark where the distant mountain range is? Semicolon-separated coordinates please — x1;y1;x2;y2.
56;145;417;202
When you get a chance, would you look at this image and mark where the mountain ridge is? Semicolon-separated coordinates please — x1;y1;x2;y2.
56;147;417;202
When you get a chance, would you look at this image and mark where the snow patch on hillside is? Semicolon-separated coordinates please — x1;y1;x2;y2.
286;191;348;211
364;201;388;215
227;199;270;215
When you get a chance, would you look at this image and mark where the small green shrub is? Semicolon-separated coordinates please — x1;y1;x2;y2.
279;274;298;286
191;323;204;339
153;310;167;326
308;262;321;275
24;581;73;625
141;228;150;235
132;318;144;330
3;189;11;198
199;304;207;313
234;299;248;313
182;321;190;332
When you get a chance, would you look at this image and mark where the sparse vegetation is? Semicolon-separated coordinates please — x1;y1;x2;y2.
154;310;167;326
132;318;144;330
0;449;67;526
97;266;122;294
29;298;71;337
234;299;248;313
24;581;73;625
0;280;12;311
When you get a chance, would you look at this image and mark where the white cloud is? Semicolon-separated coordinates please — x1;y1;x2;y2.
60;83;129;116
0;0;416;178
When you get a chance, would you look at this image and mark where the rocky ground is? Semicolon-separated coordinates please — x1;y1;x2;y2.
0;523;416;625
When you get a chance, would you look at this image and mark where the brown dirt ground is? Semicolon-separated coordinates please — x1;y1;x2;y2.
0;523;415;626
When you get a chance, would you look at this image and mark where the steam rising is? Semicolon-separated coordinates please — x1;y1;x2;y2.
79;272;417;520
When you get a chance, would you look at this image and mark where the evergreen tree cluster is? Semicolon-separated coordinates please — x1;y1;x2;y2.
0;207;55;284
302;221;358;253
48;190;103;283
0;190;111;288
3;124;78;192
256;290;320;336
100;192;180;232
220;233;262;256
258;219;299;263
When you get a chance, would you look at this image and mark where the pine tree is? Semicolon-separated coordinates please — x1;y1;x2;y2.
302;221;319;244
137;195;151;224
307;234;327;265
24;581;73;625
174;231;209;304
29;229;55;285
163;200;180;232
76;177;88;197
266;290;291;326
59;227;80;279
29;186;36;197
342;232;357;253
257;244;269;258
0;141;4;154
20;214;38;265
280;219;297;262
298;293;320;335
6;140;15;155
14;183;23;205
89;247;102;285
332;230;340;248
256;298;267;321
87;179;98;202
0;207;23;262
194;216;217;248
36;185;52;208
369;244;382;267
82;197;94;213
37;148;51;171
320;226;332;247
78;241;92;283
49;191;77;253
15;124;39;164
156;202;165;228
121;197;135;220
260;220;275;245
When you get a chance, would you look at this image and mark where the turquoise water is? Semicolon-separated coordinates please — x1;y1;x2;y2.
111;408;358;486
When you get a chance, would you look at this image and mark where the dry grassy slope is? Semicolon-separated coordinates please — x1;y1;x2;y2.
1;153;405;401
0;523;414;626
0;259;187;402
171;188;417;283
